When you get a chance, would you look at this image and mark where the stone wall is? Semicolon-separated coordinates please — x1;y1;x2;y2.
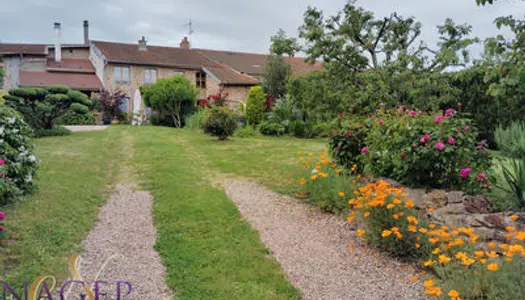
396;182;525;246
222;85;251;109
49;47;90;60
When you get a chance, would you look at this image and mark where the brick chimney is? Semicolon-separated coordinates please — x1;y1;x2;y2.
83;20;89;45
180;36;190;49
138;36;147;51
54;22;61;62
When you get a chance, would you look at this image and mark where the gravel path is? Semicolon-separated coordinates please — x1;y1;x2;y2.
64;125;108;132
66;183;172;300
225;180;426;300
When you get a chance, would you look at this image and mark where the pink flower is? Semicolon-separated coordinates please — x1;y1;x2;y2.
460;168;472;178
435;141;446;151
379;103;385;107
447;137;455;144
476;173;487;182
420;133;430;143
0;159;4;166
411;143;417;148
0;211;4;220
0;225;3;232
361;147;369;154
435;115;444;123
399;105;404;110
400;152;406;159
378;120;385;126
445;108;456;118
457;102;462;107
410;111;416;116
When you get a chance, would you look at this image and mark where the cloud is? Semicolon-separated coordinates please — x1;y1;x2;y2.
1;0;524;56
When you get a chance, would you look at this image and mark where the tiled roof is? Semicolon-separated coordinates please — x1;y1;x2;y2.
19;70;103;91
0;43;47;55
91;40;323;85
46;58;96;73
197;49;324;76
92;40;211;69
203;64;258;85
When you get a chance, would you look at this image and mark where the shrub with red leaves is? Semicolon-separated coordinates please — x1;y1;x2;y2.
207;88;230;107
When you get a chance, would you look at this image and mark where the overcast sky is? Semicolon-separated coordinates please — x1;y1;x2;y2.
1;0;525;57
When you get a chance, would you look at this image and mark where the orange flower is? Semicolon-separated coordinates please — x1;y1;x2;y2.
308;153;314;157
428;207;435;213
448;290;459;298
407;216;418;225
386;203;395;209
432;248;441;255
382;230;393;237
505;226;516;232
415;243;421;248
439;255;451;264
395;232;403;239
486;251;499;258
419;228;428;234
364;212;370;218
428;224;436;229
347;216;355;223
488;242;496;249
411;275;418;282
297;151;303;155
300;178;306;185
424;280;435;287
510;215;519;221
357;229;365;237
424;259;436;267
487;263;499;271
408;225;417;232
515;231;525;241
338;191;345;197
311;175;318;180
404;200;415;208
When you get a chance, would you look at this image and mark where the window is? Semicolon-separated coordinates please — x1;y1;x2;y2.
196;71;206;89
173;70;184;77
113;66;130;84
144;68;158;85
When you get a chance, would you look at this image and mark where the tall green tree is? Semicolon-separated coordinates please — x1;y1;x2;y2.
270;29;301;57
261;54;292;98
141;76;198;128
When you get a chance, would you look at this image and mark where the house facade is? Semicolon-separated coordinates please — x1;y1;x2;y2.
1;20;323;117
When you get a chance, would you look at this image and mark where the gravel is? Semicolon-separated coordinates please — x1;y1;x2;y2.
64;125;108;132
225;180;426;300
65;183;173;300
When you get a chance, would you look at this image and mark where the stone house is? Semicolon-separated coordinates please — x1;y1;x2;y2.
1;20;323;117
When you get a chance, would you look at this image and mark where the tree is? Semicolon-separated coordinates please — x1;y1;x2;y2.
298;1;477;74
245;86;266;126
4;85;91;129
270;29;301;57
92;89;127;122
261;54;292;98
141;76;199;128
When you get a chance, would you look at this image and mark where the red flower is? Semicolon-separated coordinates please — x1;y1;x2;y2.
0;159;4;166
0;211;4;220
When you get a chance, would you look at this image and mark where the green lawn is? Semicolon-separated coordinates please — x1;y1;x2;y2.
0;129;125;289
1;126;325;299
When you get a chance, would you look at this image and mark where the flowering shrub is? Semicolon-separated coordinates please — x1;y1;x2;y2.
362;107;491;190
328;114;370;173
349;180;525;299
207;88;230;107
0;106;39;204
349;180;432;258
297;151;360;213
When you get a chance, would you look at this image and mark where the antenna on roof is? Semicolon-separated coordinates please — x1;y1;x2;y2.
184;19;194;43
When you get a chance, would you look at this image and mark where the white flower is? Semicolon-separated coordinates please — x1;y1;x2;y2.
7;117;16;124
311;169;318;174
28;155;37;162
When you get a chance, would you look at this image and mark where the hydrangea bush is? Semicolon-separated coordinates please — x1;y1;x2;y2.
0;106;39;204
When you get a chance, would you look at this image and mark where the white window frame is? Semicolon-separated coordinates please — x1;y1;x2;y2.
144;68;158;86
113;66;130;85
